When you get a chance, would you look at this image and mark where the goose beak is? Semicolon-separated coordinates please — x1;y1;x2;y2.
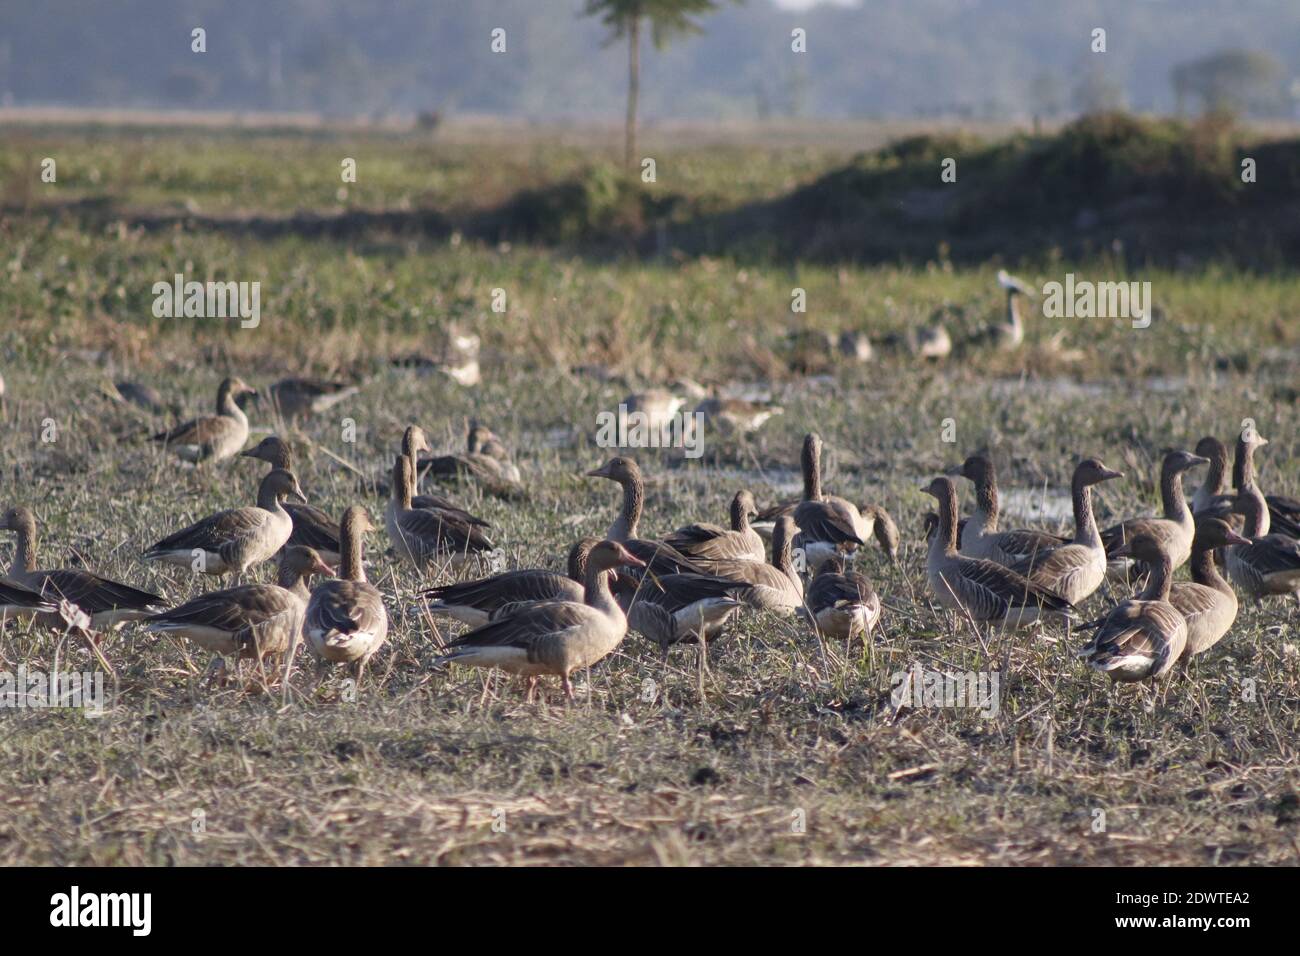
586;464;610;479
1224;530;1252;547
290;486;308;505
238;447;259;459
1101;468;1124;481
620;553;647;569
1113;543;1131;559
943;463;964;477
1189;455;1211;467
314;558;337;576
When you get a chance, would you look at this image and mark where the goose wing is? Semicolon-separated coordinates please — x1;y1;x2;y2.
445;601;595;652
956;557;1073;612
424;570;581;612
146;584;296;644
285;503;341;556
793;500;864;546
146;507;269;556
307;581;386;639
152;414;237;447
398;508;495;553
32;569;165;614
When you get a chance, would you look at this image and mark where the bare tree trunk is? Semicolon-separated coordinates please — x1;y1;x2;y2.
625;15;640;171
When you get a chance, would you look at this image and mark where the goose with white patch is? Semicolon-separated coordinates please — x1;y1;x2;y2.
1005;458;1124;605
305;506;388;680
151;376;257;464
1077;534;1187;682
664;490;765;563
947;454;1070;566
239;436;341;564
435;539;646;702
804;556;881;643
422;539;596;627
923;476;1075;629
1;506;166;629
144;469;305;578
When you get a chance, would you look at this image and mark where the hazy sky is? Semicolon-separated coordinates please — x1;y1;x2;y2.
773;0;860;8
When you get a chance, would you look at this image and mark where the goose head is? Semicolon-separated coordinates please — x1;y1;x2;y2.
946;454;993;486
1194;435;1227;463
340;505;376;538
262;468;308;505
1112;532;1169;565
567;537;600;581
402;425;431;459
1192;516;1251;553
586;540;648;575
240;435;293;469
586;456;641;486
0;506;35;534
220;376;258;400
280;545;336;580
1162;449;1211;477
1073;457;1124;488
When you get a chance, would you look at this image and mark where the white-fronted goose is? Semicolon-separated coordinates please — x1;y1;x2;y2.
1;506;166;628
144;468;306;577
1100;449;1209;576
1226;489;1300;602
423;539;595;627
143;545;333;670
664;490;765;563
305;506;388;679
267;377;359;419
436;539;646;701
1171;517;1248;659
786;433;866;569
804;556;881;642
1005;458;1124;604
1077;534;1187;682
387;455;495;568
611;570;750;655
239;436;342;564
391;426;490;528
691;515;804;615
923;477;1074;629
948;454;1069;565
151;376;257;463
585;457;708;576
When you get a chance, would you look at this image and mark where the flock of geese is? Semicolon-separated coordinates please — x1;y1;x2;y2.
3;368;1300;703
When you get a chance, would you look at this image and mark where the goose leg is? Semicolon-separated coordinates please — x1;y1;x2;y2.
561;673;576;703
525;676;538;703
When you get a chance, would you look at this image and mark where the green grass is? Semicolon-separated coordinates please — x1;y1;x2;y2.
1;124;1299;866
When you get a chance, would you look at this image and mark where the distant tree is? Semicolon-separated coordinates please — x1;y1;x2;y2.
581;0;738;170
1171;49;1285;117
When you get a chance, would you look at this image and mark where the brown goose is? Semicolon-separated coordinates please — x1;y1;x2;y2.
762;434;866;570
144;469;306;577
804;556;881;642
947;455;1070;565
143;546;333;671
611;569;752;655
585;457;708;576
417;423;524;499
305;506;388;680
423;539;595;627
1226;489;1300;602
1;507;166;628
690;515;804;615
1171;518;1248;659
239;436;341;564
859;503;900;561
389;426;490;528
0;578;57;621
436;539;646;701
1191;436;1234;517
151;376;257;463
387;456;495;568
1005;458;1124;604
664;490;765;563
1226;427;1300;538
924;476;1074;628
1078;534;1187;682
1100;449;1210;576
266;377;358;420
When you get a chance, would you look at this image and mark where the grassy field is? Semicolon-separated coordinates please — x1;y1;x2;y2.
1;121;1299;866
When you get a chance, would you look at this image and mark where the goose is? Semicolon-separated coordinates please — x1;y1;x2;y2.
923;476;1075;629
971;269;1030;350
0;578;57;622
584;456;708;576
0;506;166;628
1225;488;1300;602
107;380;169;415
239;436;341;564
435;539;646;701
305;506;388;680
838;330;874;363
663;490;765;563
387;455;495;569
947;454;1070;566
144;468;305;577
422;539;595;627
1224;426;1300;538
266;377;359;420
1005;458;1124;604
860;503;900;561
1077;534;1187;682
417;424;524;499
619;387;687;435
151;376;257;463
689;515;804;615
804;556;881;643
1191;436;1233;517
466;421;519;479
611;570;751;656
693;396;783;436
1171;518;1248;659
391;426;490;528
1100;449;1210;577
756;434;865;570
143;545;334;673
